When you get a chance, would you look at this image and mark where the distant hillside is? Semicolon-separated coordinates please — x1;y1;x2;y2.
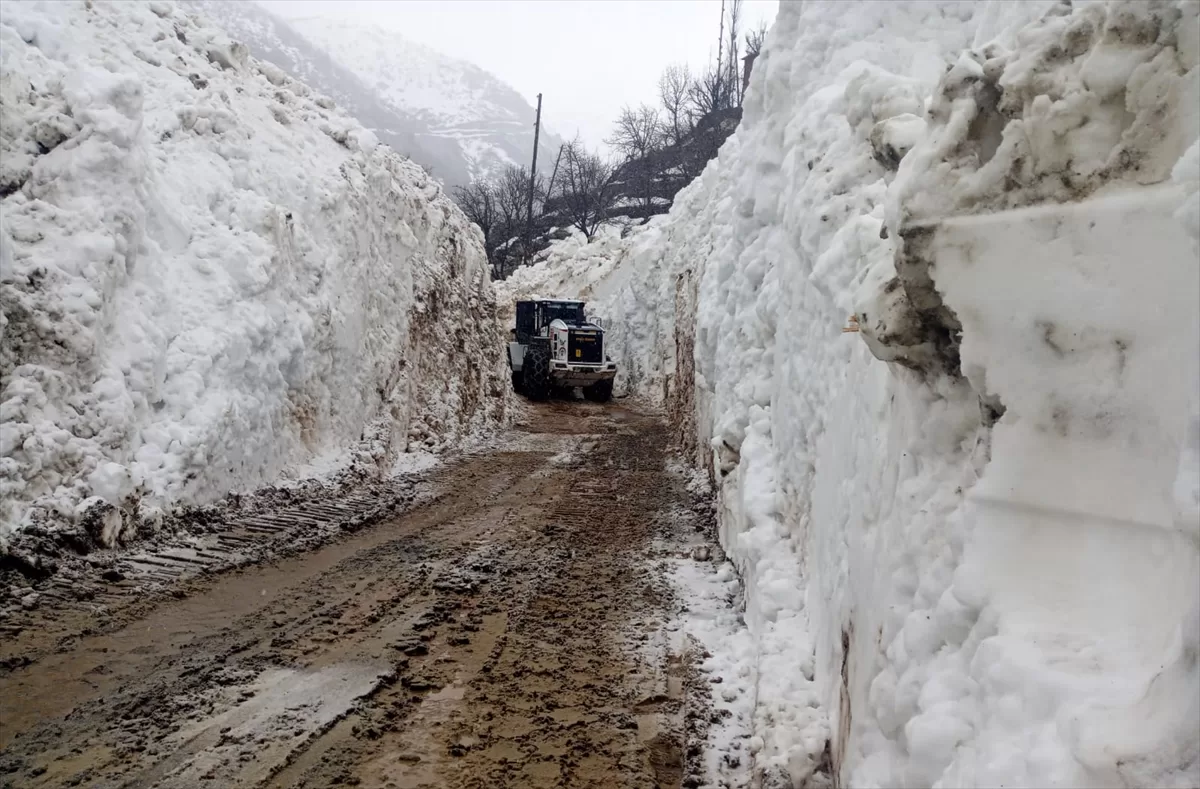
188;1;561;188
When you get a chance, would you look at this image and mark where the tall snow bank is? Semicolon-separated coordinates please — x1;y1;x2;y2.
518;0;1199;786
0;0;506;545
924;189;1199;789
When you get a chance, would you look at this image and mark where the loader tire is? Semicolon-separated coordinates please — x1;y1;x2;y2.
583;377;614;403
511;371;524;395
522;345;551;401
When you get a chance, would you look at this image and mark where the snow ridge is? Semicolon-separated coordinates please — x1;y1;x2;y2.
0;0;506;543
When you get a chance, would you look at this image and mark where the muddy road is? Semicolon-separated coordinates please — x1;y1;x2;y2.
0;402;726;789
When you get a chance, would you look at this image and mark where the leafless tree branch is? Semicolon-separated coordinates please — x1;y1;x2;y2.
658;64;693;146
745;20;768;58
553;138;618;241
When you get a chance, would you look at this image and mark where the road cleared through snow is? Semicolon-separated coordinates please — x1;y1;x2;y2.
0;401;752;789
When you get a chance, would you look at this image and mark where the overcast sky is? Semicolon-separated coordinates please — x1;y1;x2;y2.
257;0;779;151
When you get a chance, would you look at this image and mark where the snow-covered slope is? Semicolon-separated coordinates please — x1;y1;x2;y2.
191;2;562;189
0;0;507;543
505;1;1200;786
286;16;563;187
184;0;445;178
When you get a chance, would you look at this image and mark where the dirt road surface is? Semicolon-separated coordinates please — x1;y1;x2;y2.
0;402;726;789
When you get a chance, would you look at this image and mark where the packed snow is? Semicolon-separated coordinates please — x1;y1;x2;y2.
506;1;1200;786
0;0;507;545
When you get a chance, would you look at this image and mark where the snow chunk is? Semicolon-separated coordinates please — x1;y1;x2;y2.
351;128;378;154
869;114;926;170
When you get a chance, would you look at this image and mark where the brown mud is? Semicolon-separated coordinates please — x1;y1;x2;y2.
0;401;721;789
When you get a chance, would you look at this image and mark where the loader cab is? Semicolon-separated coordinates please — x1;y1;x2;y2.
514;299;586;342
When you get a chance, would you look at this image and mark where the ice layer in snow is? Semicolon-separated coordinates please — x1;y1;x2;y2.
0;0;507;545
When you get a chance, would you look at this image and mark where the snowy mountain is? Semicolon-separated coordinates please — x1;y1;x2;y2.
0;0;507;542
500;0;1200;786
188;1;561;189
184;0;441;174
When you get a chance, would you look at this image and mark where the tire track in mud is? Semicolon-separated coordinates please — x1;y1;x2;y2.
0;402;721;789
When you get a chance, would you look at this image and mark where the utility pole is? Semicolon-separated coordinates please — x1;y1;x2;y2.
544;144;565;214
524;92;543;267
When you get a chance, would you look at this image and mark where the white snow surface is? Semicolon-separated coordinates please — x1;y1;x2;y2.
512;1;1200;786
0;0;506;542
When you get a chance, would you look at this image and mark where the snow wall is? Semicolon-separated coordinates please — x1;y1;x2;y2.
0;0;507;545
501;1;1200;785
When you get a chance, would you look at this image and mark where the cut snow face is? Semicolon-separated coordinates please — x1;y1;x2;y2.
876;0;1200;378
518;0;1199;786
927;188;1199;789
0;0;506;545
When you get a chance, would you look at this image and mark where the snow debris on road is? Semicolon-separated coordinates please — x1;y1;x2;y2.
669;556;758;789
520;1;1200;786
0;1;506;548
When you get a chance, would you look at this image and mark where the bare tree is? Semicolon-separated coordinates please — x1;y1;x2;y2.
658;64;692;146
492;165;543;275
453;181;502;277
456;163;556;278
608;104;664;158
554;138;617;241
745;20;768;57
606;104;665;218
716;0;725;90
495;166;531;228
727;0;743;105
687;62;736;122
